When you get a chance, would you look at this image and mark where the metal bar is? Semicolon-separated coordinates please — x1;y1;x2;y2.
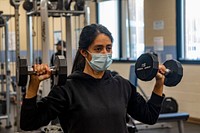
27;10;85;16
178;120;185;133
127;0;132;57
66;16;72;75
14;4;22;132
40;0;51;96
84;1;91;25
4;16;11;128
1;14;15;17
60;14;64;56
136;122;172;130
26;15;33;65
0;115;8;120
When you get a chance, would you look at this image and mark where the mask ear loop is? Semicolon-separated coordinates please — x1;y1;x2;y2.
83;50;92;70
86;50;92;55
85;50;91;62
80;49;88;58
81;50;92;66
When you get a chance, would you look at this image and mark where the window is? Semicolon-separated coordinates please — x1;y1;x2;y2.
97;0;144;61
125;0;144;60
177;0;200;62
97;0;119;59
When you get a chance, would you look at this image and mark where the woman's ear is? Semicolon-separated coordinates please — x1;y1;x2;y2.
80;49;88;58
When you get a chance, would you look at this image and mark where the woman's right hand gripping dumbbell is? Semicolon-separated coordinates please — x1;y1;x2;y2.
25;64;51;99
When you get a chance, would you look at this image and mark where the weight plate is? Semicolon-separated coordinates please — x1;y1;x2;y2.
163;59;183;86
54;55;67;85
23;1;33;12
74;0;85;11
0;16;5;27
17;56;28;86
135;53;159;81
160;97;178;114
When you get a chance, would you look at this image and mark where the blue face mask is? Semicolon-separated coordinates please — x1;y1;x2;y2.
86;51;113;72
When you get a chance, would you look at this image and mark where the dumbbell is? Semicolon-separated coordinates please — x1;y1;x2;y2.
0;11;5;28
23;0;33;12
74;0;85;11
16;55;67;86
135;52;183;87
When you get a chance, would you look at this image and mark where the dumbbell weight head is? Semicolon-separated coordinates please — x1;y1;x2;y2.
17;55;67;86
0;17;5;28
135;52;183;87
16;56;28;86
53;55;67;86
23;0;33;12
64;0;71;10
163;59;183;86
74;0;85;11
135;53;159;81
56;0;64;10
0;11;5;28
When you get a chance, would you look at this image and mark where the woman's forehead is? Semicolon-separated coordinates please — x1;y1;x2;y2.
92;34;112;44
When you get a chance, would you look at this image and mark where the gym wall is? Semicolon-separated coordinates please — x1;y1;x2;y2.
110;0;200;122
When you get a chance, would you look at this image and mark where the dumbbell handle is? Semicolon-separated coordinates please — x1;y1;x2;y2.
27;66;56;75
164;69;172;77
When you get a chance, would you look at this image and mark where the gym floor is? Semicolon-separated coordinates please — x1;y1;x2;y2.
0;103;199;133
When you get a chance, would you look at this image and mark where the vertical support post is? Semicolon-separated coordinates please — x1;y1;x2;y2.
14;3;22;132
84;1;90;25
4;17;12;128
127;0;132;57
60;15;64;56
26;15;33;65
66;16;72;75
178;120;185;133
40;0;51;96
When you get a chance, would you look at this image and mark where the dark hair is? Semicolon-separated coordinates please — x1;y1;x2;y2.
55;40;66;48
71;24;113;73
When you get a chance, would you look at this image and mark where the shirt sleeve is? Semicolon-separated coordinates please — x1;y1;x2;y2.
127;83;164;125
20;85;71;131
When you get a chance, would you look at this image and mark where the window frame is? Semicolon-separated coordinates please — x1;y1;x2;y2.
96;0;144;63
96;0;121;60
177;0;200;64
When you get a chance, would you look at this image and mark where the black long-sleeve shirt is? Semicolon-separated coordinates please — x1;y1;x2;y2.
20;70;164;133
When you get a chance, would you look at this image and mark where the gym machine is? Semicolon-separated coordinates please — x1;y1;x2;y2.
24;0;90;76
9;0;91;132
9;0;22;131
0;11;14;129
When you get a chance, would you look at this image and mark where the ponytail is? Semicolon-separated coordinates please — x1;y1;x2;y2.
71;50;85;73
